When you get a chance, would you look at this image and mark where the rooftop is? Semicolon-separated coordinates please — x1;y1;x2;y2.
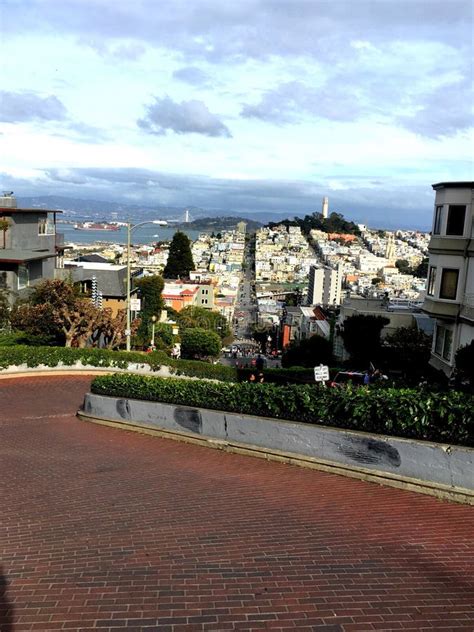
0;207;62;214
432;181;474;190
0;249;57;263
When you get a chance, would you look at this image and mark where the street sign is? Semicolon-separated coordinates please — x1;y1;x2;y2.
314;364;330;382
130;298;141;311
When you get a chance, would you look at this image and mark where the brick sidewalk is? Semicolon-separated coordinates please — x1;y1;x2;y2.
0;376;473;631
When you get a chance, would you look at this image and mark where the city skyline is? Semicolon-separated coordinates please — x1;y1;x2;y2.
1;0;472;228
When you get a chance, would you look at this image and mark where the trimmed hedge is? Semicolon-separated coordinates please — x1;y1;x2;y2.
0;345;329;384
90;373;474;447
0;346;163;371
0;345;243;380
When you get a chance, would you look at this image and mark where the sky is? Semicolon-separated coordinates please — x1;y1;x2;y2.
0;0;473;229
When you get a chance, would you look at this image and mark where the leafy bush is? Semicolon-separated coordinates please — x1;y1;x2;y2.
341;314;389;366
0;331;57;347
455;341;474;392
282;335;333;368
180;327;221;360
0;345;340;385
0;346;162;371
91;374;474;447
171;358;237;381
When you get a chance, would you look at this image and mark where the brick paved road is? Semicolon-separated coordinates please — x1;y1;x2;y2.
1;376;473;631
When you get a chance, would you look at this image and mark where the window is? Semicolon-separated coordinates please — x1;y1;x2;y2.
38;214;55;236
427;266;437;296
17;264;29;289
439;268;459;300
434;325;453;362
433;205;442;234
446;205;466;236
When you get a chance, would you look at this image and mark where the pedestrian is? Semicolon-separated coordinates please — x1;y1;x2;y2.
258;372;265;383
256;354;264;372
248;373;256;383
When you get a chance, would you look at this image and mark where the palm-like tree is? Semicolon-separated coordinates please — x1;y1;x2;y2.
0;218;9;249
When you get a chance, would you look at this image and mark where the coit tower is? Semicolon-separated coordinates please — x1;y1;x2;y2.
322;196;329;219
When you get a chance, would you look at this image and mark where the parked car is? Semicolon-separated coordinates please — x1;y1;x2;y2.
329;370;388;387
329;371;366;388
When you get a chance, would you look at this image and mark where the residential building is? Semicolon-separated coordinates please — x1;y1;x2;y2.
334;295;433;362
0;193;65;305
281;305;330;347
422;181;474;375
63;261;128;317
162;280;215;312
307;263;343;306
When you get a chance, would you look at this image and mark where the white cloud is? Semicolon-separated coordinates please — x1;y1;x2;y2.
0;0;472;226
0;91;67;123
138;96;232;137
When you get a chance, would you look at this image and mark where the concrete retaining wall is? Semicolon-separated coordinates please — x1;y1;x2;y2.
80;393;474;504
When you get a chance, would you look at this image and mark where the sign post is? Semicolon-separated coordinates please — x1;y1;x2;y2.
314;364;329;384
130;298;141;312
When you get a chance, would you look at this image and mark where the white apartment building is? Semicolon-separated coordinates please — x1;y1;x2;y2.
307;263;343;306
422;181;474;376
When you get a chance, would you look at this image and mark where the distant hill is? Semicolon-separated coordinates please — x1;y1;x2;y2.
16;195;183;220
268;211;361;235
176;216;262;231
15;195;283;224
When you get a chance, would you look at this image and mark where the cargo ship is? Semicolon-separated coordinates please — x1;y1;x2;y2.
74;222;121;231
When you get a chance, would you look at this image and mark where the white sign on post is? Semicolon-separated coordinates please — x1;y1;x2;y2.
314;364;330;382
130;298;141;311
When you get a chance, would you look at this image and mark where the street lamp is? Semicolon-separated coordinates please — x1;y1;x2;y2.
150;314;157;349
125;219;167;352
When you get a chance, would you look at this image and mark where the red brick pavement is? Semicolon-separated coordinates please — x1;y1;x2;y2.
0;375;473;632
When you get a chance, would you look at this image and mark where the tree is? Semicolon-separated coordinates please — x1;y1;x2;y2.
0;217;10;249
381;325;432;382
135;275;165;343
455;341;474;391
268;211;360;237
177;306;230;339
97;308;140;350
10;280;80;345
163;231;195;279
9;279;121;348
0;289;9;328
371;277;383;286
413;257;429;278
282;335;333;368
153;322;174;350
341;314;389;367
180;327;221;360
395;259;411;274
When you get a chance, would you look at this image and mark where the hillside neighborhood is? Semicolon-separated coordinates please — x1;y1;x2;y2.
1;183;472;386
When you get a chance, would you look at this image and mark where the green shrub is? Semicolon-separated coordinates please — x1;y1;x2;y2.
0;346;162;370
0;332;57;347
90;374;474;447
180;327;221;360
0;344;355;386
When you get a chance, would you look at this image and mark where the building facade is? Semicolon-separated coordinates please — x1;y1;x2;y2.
422;182;474;375
0;193;65;306
307;264;343;306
